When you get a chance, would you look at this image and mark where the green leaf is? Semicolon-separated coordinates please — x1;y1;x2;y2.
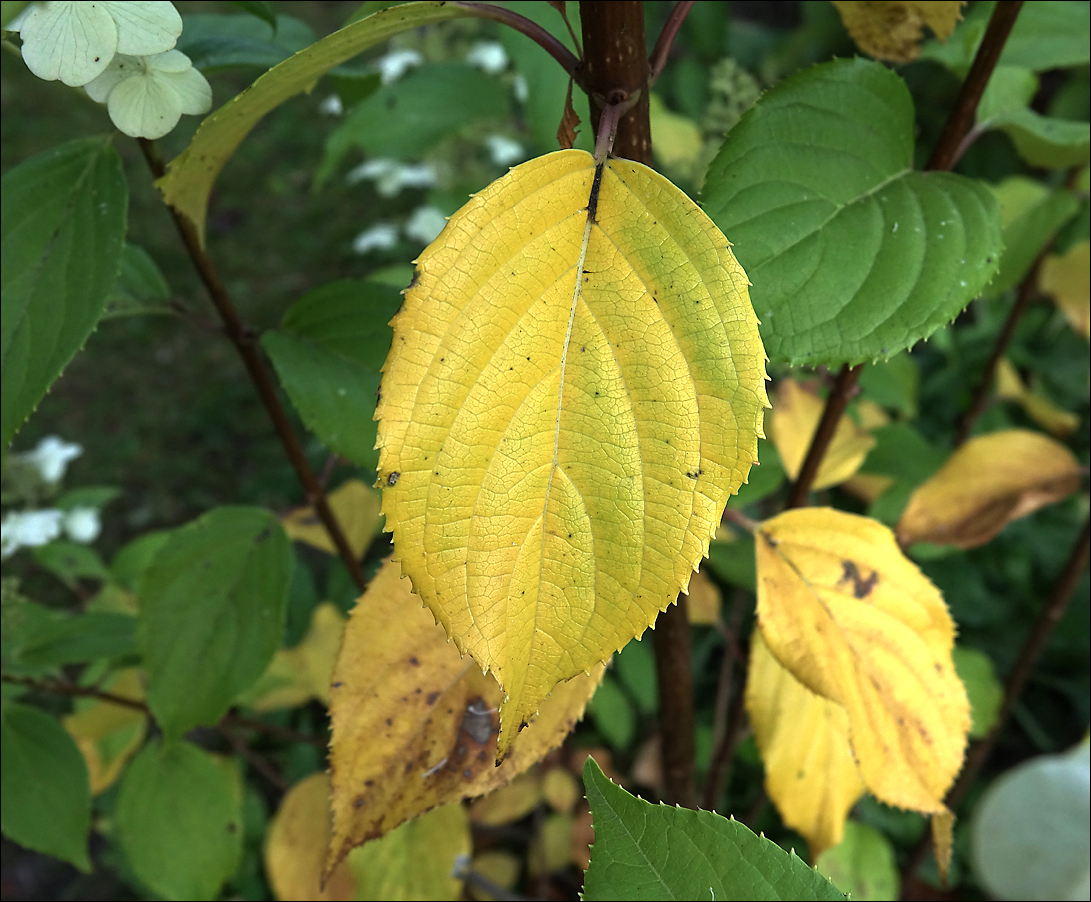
587;673;637;750
110;529;172;591
16;611;135;667
858;351;919;418
728;439;786;509
1;138;127;448
316;63;510;186
139;507;292;737
262;280;401;469
159;1;480;245
177;13;316;72
1;701;91;871
989;110;1091;169
32;541;110;588
55;485;123;510
103;243;170;319
952;645;1003;738
614;636;658;716
228;0;278;31
706;532;757;593
815;820;898;902
582;758;846;901
702;58;1002;367
989;178;1080;297
116;740;243;901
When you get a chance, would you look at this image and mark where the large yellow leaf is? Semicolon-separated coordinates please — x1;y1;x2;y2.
832;1;965;63
1041;240;1090;341
745;630;865;857
896;429;1082;548
327;558;603;873
377;149;767;759
770;379;875;491
754;507;969;815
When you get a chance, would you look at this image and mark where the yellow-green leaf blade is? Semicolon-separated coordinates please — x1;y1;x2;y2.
158;1;474;244
754;507;970;815
378;149;768;759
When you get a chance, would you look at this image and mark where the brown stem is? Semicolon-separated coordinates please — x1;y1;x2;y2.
580;0;693;807
649;1;695;83
1;673;327;747
926;1;1024;171
137;138;367;593
581;0;652;165
454;2;582;85
901;516;1090;888
954;256;1044;447
784;364;863;508
702;593;749;810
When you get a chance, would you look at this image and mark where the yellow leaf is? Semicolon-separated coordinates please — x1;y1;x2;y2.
856;398;891;431
349;804;470;902
265;773;356;901
745;630;865;857
841;473;895;505
685;567;722;625
932;809;955;886
832;1;965;62
755;507;969;815
377;149;767;759
528;812;575;877
896;429;1082;548
469;772;542;826
240;602;347;711
541;766;580;814
63;668;146;795
995;358;1079;439
770;380;875;491
468;850;521;901
1041;240;1090;341
649;93;704;175
282;479;381;558
327;558;603;874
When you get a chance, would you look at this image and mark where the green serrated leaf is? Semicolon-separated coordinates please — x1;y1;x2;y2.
1;138;127;447
262;280;402;469
32;541;110;588
990;110;1091;169
703;58;1002;367
1;701;91;871
815;819;898;901
177;13;316;73
989;178;1080;297
587;673;637;751
139;507;292;737
16;611;135;667
316;63;510;186
228;0;278;31
116;740;243;901
102;244;171;319
582;758;846;901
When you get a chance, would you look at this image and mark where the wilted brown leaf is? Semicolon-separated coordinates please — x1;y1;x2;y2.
832;1;965;62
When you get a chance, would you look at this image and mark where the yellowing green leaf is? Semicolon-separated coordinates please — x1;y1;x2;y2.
282;479;381;559
896;429;1083;548
469;771;542;825
832;1;965;62
541;766;581;814
158;1;476;245
349;804;470;902
63;668;146;795
746;630;865;857
995;358;1079;438
327;558;604;874
649;93;703;177
377;149;767;759
1041;240;1090;341
239;602;346;711
685;568;722;625
770;380;875;491
469;850;520;901
265;773;356;901
755;508;969;816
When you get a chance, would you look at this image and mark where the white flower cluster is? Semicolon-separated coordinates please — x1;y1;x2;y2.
1;436;102;558
8;1;210;139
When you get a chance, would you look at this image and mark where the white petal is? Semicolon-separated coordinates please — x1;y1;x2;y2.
161;63;211;115
64;507;102;543
6;3;33;31
352;223;399;254
26;435;82;482
465;41;507;74
404;206;447;244
375;48;422;84
20;1;118;86
83;52;142;103
102;0;180;56
146;48;190;73
107;67;181;138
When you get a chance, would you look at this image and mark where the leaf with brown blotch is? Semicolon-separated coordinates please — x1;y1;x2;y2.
832;1;965;63
745;630;865;858
326;558;603;876
557;77;580;150
771;380;875;491
754;507;969;817
896;429;1083;549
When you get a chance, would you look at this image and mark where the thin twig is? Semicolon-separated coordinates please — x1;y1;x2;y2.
225;726;291;791
551;0;583;57
703;591;749;810
784;364;863;508
722;507;760;533
900;516;1090;888
649;1;695;83
1;672;328;748
926;1;1024;171
454;1;582;85
137;138;367;593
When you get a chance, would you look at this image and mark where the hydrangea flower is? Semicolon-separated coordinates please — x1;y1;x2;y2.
485;135;524;167
346;159;437;197
9;0;182;87
1;509;64;558
373;48;422;85
63;507;102;543
21;435;82;483
84;49;211;139
466;41;508;74
404;206;448;245
352;223;399;255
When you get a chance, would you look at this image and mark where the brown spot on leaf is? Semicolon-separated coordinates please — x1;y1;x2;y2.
839;560;879;598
